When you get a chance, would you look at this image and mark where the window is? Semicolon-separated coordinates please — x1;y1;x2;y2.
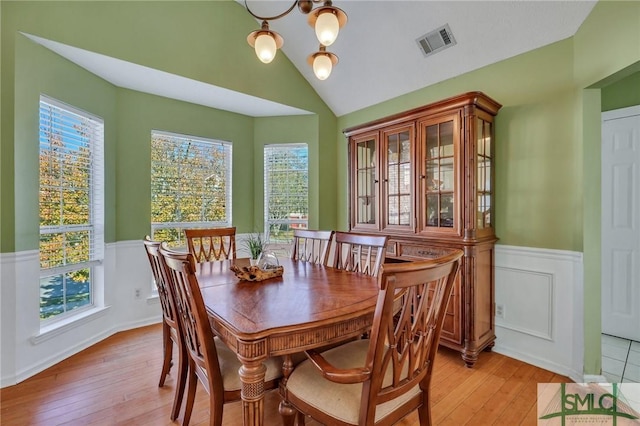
151;131;232;247
39;96;104;321
264;144;308;242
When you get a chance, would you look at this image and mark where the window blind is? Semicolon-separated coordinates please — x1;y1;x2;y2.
264;144;308;242
151;130;232;245
39;96;104;273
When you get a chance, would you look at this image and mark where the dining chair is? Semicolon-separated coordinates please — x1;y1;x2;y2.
159;245;282;426
142;236;187;421
282;250;463;426
330;232;388;277
184;227;236;262
291;229;335;265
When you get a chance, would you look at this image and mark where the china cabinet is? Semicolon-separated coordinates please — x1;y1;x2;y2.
345;92;501;367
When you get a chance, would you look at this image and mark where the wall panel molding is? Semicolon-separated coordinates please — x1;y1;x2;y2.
495;266;554;341
493;244;584;382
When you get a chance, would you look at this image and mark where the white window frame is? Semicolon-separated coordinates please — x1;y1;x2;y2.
264;143;309;243
150;130;232;247
38;95;104;324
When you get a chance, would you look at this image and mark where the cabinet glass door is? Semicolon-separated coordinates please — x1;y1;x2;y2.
353;136;378;228
477;118;493;229
423;119;456;229
383;127;413;230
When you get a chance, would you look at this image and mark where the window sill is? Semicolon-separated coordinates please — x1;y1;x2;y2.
31;306;112;345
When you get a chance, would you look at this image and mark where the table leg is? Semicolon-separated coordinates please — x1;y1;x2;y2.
238;361;267;426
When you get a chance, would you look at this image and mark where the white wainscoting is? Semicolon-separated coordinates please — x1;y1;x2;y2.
0;251;17;388
2;241;585;387
0;241;162;387
493;245;584;382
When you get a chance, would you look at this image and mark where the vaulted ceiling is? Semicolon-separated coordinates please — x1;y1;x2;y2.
247;0;597;115
27;1;598;117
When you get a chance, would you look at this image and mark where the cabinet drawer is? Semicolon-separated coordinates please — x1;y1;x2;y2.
397;243;454;259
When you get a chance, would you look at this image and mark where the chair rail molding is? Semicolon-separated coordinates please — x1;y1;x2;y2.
493;244;584;382
3;240;585;387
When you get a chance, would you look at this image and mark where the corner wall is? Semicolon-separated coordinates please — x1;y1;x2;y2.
0;1;339;385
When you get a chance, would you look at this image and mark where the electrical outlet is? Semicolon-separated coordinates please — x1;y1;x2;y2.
495;303;504;319
135;288;141;299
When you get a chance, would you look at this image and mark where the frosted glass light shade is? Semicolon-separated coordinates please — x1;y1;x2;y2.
255;33;277;63
313;54;333;80
315;11;339;46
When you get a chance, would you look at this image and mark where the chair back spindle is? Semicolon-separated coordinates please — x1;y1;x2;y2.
284;249;463;426
185;227;236;262
367;253;461;414
331;232;388;276
291;229;334;265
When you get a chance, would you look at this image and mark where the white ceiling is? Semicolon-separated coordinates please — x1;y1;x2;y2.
24;1;597;118
266;0;597;115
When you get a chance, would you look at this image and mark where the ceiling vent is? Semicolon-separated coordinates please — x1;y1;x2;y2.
416;24;456;58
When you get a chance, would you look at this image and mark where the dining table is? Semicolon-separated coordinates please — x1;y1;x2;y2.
196;257;380;426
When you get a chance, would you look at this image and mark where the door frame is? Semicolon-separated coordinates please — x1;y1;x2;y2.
601;104;640;341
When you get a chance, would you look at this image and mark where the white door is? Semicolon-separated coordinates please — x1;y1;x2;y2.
602;105;640;341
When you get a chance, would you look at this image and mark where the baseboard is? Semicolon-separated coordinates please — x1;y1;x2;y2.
493;344;583;384
2;316;162;387
583;374;609;383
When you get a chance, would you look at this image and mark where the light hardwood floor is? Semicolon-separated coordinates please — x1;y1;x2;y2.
0;324;569;425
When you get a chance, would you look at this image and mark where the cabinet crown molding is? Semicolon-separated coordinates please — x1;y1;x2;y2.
343;91;502;137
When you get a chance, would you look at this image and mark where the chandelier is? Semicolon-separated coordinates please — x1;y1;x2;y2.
245;0;347;80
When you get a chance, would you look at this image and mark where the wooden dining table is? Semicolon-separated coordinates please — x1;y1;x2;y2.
196;257;380;426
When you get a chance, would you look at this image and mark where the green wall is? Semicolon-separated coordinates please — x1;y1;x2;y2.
602;71;640;111
575;1;640;377
337;39;582;251
1;0;338;251
494;90;583;251
13;35;118;251
114;90;256;241
253;115;324;231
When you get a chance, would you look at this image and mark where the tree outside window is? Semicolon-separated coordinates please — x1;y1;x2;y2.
39;97;104;321
264;144;308;243
151;131;232;247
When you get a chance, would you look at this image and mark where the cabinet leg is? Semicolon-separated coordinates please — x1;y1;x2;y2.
461;351;478;368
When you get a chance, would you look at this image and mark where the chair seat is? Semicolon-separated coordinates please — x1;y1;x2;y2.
286;340;420;425
215;337;282;391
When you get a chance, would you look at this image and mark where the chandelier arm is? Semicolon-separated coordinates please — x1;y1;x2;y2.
244;0;299;21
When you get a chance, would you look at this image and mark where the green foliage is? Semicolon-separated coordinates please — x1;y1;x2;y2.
244;233;264;259
39;103;95;319
153;227;185;248
150;133;231;246
151;135;228;225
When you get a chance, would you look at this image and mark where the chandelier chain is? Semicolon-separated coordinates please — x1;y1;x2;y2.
244;0;303;22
